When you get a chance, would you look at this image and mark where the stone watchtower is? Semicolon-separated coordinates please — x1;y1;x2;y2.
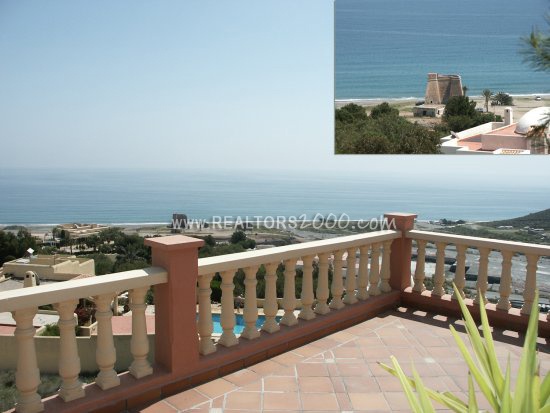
424;73;464;105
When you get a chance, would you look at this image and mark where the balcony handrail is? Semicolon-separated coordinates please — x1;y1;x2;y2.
0;266;167;312
407;230;550;256
197;229;401;275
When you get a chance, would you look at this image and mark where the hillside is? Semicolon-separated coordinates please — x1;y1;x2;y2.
485;208;550;230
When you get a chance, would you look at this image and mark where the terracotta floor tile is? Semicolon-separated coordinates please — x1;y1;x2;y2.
342;376;379;393
224;391;262;410
150;309;550;413
272;351;304;366
264;376;299;392
336;363;372;377
335;392;353;410
263;392;301;410
223;368;261;387
195;378;236;399
301;392;340;411
333;346;363;359
296;363;329;377
348;392;389;411
298;376;335;393
330;376;346;392
165;389;209;410
292;344;324;358
376;375;406;392
240;380;262;391
384;391;411;410
248;359;285;375
136;400;177;412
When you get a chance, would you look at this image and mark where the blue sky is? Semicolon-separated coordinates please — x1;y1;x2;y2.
0;0;549;189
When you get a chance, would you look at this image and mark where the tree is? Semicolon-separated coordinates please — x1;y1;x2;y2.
230;230;247;244
442;96;501;132
369;102;398;119
482;89;492;112
491;92;513;106
335;103;368;124
523;17;550;71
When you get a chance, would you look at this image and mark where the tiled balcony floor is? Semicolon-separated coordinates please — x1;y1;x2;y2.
135;307;550;413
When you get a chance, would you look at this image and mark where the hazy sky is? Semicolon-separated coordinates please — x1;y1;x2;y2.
1;0;550;189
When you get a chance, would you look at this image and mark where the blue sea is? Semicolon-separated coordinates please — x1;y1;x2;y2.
336;0;550;99
0;169;549;224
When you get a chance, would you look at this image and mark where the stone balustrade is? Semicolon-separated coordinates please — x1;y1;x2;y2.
0;267;167;413
195;230;400;356
405;229;550;330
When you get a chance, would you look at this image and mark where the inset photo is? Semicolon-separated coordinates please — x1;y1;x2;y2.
335;0;550;154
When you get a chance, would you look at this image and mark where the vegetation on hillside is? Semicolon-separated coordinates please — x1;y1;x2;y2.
484;208;550;230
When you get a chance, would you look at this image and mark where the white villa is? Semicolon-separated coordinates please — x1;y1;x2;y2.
441;107;550;154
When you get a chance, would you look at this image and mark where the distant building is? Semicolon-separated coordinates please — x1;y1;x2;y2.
412;104;444;118
170;213;188;233
58;223;109;239
424;73;464;105
441;107;550;154
2;254;95;281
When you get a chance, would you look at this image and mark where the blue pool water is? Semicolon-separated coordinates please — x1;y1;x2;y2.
211;313;282;334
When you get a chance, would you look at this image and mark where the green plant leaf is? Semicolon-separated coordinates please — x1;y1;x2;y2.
390;356;423;412
452;285;493;383
449;325;498;410
411;364;437;413
511;291;540;412
467;373;479;413
540;371;550;406
500;357;512;413
477;291;504;393
379;362;468;412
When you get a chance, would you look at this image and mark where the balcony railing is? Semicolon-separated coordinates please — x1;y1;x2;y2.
0;213;549;413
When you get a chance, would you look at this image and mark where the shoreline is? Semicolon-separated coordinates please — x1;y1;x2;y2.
335;93;550;104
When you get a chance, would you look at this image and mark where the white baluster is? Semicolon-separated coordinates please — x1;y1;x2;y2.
218;270;238;347
474;247;490;304
343;248;358;304
241;266;260;339
521;254;539;315
197;273;216;354
497;250;514;311
413;240;427;293
281;258;298;326
12;308;43;413
432;242;446;296
314;253;331;314
128;287;154;377
299;255;316;320
262;263;280;333
330;250;345;309
55;300;85;401
452;244;467;299
380;240;392;293
94;294;120;390
356;245;370;300
368;243;381;296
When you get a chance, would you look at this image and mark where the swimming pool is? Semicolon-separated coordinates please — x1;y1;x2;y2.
210;313;281;334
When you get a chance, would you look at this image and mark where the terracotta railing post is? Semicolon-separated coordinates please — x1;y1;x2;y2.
384;213;417;291
144;235;204;376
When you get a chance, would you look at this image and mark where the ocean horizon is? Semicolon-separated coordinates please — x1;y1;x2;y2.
335;0;550;99
1;168;549;225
